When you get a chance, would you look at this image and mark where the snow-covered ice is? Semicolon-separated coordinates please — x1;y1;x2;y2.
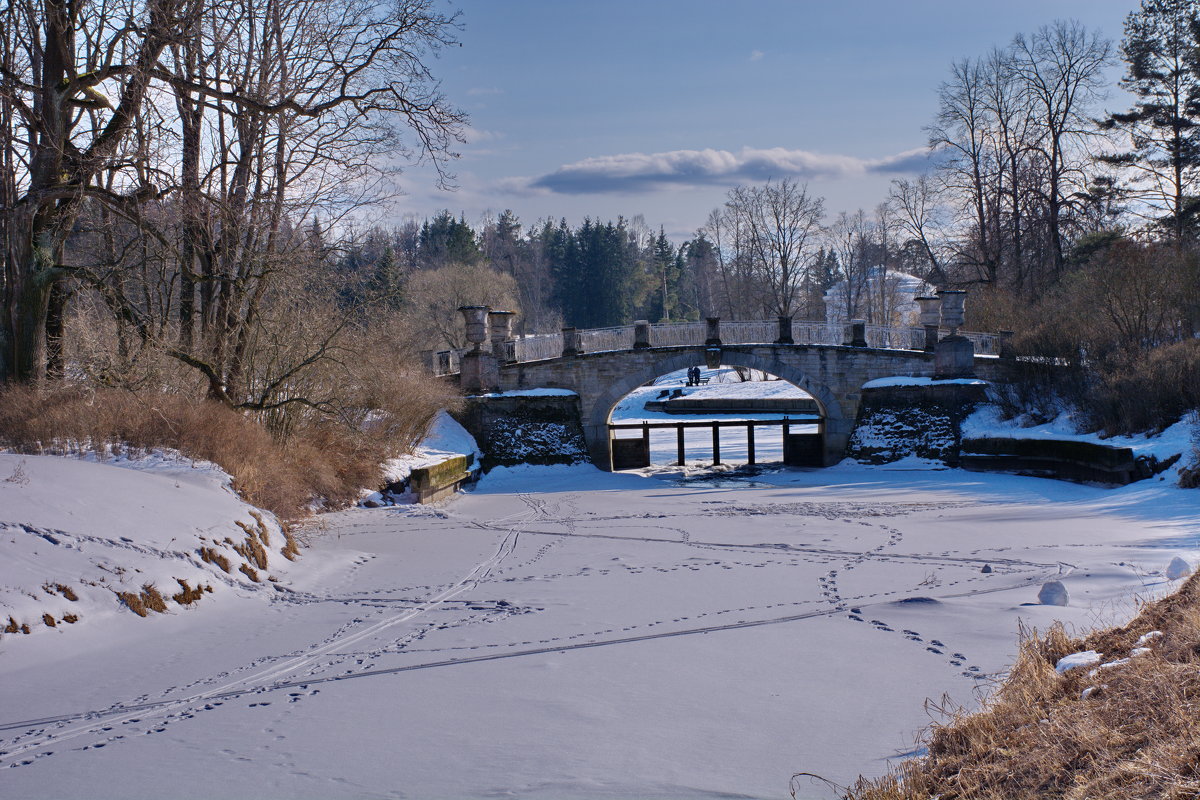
3;439;1199;799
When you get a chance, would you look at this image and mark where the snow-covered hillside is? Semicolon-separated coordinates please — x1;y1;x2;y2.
0;452;298;638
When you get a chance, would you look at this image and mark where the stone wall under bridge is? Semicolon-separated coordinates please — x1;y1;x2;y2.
496;344;1008;470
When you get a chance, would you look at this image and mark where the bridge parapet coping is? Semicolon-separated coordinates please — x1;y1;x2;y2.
429;318;1004;377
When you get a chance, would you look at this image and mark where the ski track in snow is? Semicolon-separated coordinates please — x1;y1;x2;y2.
0;491;1067;768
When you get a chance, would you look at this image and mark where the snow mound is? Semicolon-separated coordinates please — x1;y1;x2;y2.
0;453;296;640
1038;580;1070;606
1056;650;1102;674
1166;556;1192;581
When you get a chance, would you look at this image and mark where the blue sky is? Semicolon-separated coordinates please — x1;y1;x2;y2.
389;0;1136;239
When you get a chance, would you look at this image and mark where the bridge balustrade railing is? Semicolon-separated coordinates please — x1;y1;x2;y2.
648;321;706;347
513;334;563;362
791;321;843;345
426;320;1003;375
579;325;637;353
962;331;999;356
720;320;778;344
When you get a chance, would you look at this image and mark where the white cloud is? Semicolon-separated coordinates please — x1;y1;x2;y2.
466;87;506;97
462;126;504;145
749;50;764;62
518;145;937;195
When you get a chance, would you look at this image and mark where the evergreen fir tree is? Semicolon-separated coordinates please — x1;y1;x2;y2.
368;244;404;310
418;210;483;268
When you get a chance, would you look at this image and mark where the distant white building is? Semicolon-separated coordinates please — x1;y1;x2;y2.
823;267;934;327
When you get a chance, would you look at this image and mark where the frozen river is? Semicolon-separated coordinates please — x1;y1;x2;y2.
3;460;1197;800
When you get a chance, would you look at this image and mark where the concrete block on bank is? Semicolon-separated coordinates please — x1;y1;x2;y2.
409;454;479;504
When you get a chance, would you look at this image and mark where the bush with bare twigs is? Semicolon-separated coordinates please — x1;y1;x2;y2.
838;572;1200;800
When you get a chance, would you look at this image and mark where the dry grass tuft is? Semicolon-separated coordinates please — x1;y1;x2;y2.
840;572;1200;800
281;527;301;561
62;613;79;624
140;584;168;613
199;546;232;573
43;582;80;601
248;511;271;545
171;578;208;605
238;563;260;582
232;529;269;571
117;584;171;617
42;613;56;628
117;591;148;617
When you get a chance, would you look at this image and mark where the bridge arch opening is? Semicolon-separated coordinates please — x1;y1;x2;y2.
595;354;845;470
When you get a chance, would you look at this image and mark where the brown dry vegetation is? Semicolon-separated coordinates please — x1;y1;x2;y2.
171;579;211;605
0;380;455;520
840;572;1200;800
232;528;269;571
199;546;232;573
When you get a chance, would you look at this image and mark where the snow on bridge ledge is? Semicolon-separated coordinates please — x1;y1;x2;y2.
862;376;990;389
467;388;579;398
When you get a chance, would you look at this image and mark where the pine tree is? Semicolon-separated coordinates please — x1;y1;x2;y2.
1102;0;1200;240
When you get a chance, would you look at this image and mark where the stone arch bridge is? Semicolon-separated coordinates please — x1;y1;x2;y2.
434;315;1010;470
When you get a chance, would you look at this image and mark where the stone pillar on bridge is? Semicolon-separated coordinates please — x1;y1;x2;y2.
488;310;516;363
847;319;867;347
916;296;942;352
459;305;499;393
999;330;1015;359
561;326;581;357
775;315;794;345
934;289;973;378
633;320;651;349
705;317;722;369
705;317;722;346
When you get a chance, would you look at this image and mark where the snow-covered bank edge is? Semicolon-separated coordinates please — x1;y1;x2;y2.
963;405;1199;483
0;451;301;644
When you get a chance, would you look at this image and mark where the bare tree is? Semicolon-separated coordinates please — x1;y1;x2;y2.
1;0;185;383
722;179;825;318
929;57;999;283
888;175;949;284
1010;20;1112;275
826;209;871;322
